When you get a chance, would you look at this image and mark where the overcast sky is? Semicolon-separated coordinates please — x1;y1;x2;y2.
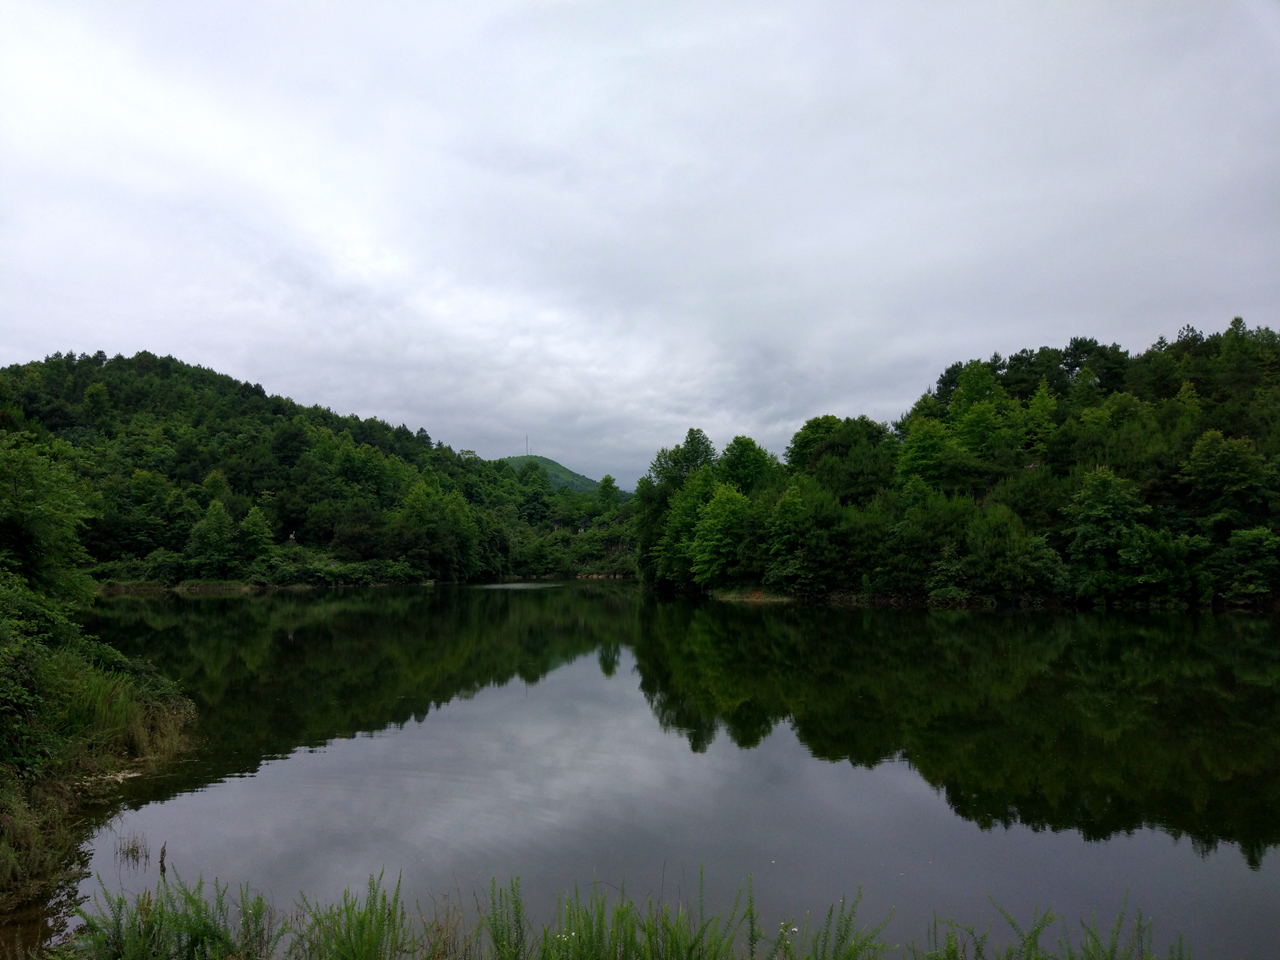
2;2;1278;485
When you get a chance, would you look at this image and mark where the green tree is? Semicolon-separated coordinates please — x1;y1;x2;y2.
946;360;1006;418
81;381;114;432
895;419;974;490
1025;378;1058;457
200;470;234;508
383;480;443;577
187;500;238;579
0;435;95;605
648;428;718;487
690;484;751;587
652;467;718;586
597;474;620;509
441;490;480;580
763;477;848;594
518;464;554;526
1066;364;1103;412
946;362;1025;465
1179;430;1275;538
790;417;897;506
718;436;778;494
784;416;841;472
875;480;976;596
1063;467;1148;602
678;428;717;475
1115;525;1208;606
927;504;1065;600
238;506;275;563
1215;527;1280;600
636;429;718;585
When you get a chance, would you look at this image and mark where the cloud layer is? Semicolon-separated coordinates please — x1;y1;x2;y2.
3;1;1278;483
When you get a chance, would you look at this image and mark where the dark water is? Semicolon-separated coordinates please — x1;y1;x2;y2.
24;585;1280;955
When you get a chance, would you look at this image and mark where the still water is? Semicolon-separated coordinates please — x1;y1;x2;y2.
55;585;1280;954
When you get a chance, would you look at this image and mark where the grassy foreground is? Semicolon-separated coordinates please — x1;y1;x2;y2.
42;873;1198;960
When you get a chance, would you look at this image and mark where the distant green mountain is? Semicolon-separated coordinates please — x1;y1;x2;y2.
502;455;600;493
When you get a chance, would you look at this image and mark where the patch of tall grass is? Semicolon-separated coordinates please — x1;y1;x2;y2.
39;647;193;767
487;874;750;960
54;873;284;960
47;873;1202;960
291;873;426;960
0;638;195;914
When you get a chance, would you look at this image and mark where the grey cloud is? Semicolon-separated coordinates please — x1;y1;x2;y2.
1;1;1277;484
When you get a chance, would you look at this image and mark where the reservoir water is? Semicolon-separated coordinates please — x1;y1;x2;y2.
22;584;1280;956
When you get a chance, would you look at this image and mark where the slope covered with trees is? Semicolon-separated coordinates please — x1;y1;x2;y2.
502;455;614;495
0;353;635;586
637;319;1280;607
3;317;1277;606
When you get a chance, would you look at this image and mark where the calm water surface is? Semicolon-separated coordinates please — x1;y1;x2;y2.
32;586;1280;955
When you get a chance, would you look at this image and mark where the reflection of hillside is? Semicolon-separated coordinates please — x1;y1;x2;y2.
88;589;1280;866
86;584;640;805
632;605;1280;867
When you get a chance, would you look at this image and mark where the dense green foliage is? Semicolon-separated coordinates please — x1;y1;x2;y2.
7;318;1274;603
0;352;635;586
0;434;193;910
637;319;1280;606
57;869;1185;960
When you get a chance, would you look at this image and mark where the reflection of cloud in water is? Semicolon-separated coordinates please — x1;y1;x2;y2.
476;583;563;590
81;652;1278;958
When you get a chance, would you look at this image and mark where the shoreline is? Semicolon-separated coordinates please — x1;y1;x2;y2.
93;578;1280;613
94;575;636;597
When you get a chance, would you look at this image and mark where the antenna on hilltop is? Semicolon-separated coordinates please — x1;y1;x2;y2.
526;435;529;456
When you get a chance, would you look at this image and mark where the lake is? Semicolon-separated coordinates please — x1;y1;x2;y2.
19;584;1280;956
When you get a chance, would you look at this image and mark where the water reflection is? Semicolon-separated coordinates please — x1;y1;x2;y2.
83;587;1280;867
1;584;1274;956
633;604;1280;867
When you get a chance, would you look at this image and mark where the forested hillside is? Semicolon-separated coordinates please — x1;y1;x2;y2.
501;455;611;494
3;317;1277;606
0;353;634;586
637;319;1280;607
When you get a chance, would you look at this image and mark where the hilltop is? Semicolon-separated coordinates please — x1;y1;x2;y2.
502;455;602;493
0;351;639;586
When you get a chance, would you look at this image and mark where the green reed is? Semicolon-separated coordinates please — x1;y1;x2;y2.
291;872;423;960
515;870;743;960
49;874;1206;960
54;872;284;960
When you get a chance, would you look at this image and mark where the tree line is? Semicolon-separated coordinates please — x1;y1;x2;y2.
636;318;1280;607
3;317;1278;605
0;351;634;587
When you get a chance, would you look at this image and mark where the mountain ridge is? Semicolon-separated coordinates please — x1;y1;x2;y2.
501;455;602;493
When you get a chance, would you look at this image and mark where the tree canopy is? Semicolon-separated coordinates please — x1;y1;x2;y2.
4;317;1278;606
637;318;1280;607
0;351;636;586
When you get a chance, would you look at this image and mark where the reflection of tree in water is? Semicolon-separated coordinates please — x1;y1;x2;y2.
632;604;1280;869
86;588;1280;868
87;584;642;797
